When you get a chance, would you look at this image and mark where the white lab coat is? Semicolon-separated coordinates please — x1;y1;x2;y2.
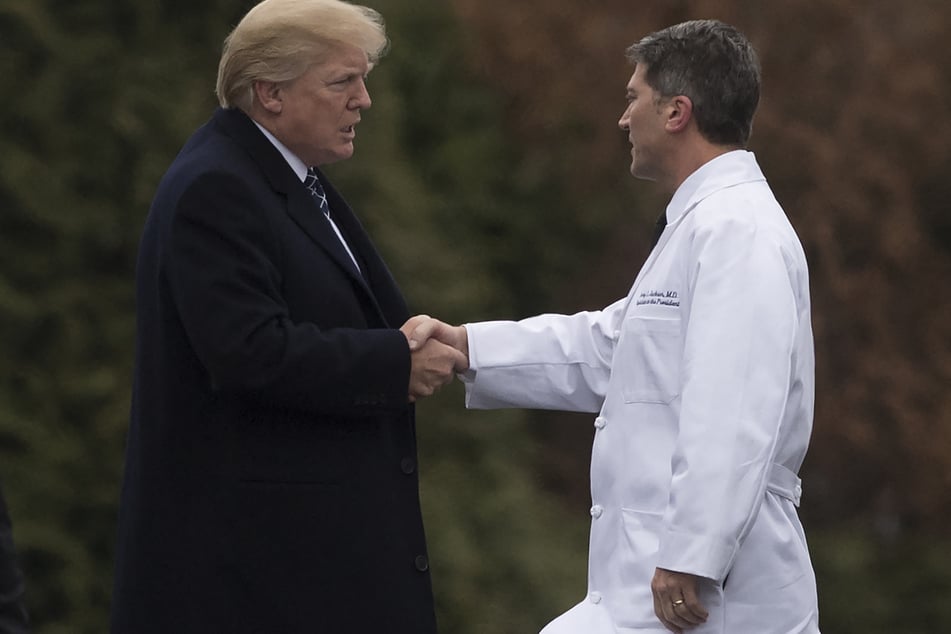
464;151;820;633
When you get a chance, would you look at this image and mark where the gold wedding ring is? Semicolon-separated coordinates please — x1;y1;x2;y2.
672;599;685;607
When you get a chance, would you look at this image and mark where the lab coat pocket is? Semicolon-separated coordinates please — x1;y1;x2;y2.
620;316;682;404
615;508;665;628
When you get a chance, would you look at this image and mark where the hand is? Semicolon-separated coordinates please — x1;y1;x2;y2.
651;568;709;633
400;314;432;340
405;316;469;372
400;316;467;402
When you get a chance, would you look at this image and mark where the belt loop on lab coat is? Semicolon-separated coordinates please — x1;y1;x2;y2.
766;463;802;507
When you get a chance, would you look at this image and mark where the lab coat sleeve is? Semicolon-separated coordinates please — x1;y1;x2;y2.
655;214;800;581
462;299;626;412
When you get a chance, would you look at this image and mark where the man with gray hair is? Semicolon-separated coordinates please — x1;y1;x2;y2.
110;0;458;631
410;20;821;634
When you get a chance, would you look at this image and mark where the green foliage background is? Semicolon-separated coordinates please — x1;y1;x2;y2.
1;0;949;632
0;0;599;630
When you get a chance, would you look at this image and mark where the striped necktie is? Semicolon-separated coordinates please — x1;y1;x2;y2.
304;168;331;219
302;168;364;278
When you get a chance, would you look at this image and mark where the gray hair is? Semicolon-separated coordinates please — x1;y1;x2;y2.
626;20;761;146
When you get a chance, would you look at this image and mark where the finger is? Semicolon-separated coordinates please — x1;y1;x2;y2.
434;343;462;385
450;346;469;372
666;586;707;629
407;318;440;350
664;599;692;631
670;600;702;628
652;568;708;630
443;341;468;371
410;381;435;399
653;590;681;634
679;583;709;625
652;570;678;631
401;314;431;346
408;342;453;397
401;314;430;330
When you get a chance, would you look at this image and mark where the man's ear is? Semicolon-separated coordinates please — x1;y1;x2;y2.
665;95;693;133
253;81;283;114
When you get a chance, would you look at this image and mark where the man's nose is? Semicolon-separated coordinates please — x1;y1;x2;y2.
350;78;371;109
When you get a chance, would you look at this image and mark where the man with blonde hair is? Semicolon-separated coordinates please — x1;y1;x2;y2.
110;1;456;631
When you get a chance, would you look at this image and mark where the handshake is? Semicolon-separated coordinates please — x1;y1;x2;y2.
400;315;469;402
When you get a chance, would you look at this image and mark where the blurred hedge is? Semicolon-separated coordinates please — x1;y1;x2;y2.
0;0;600;630
1;0;949;632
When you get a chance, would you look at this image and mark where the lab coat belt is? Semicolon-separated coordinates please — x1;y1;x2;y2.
766;463;802;507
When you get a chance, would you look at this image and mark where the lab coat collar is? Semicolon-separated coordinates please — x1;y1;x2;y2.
664;150;766;225
626;151;767;304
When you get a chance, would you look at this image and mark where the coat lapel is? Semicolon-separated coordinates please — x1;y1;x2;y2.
623;211;681;315
284;184;370;287
212;108;406;327
317;171;410;327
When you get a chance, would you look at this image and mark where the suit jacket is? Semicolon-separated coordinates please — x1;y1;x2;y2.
111;108;438;633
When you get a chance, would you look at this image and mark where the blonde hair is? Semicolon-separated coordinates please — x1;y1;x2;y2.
215;0;388;111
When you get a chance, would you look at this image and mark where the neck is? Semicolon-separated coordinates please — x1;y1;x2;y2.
247;103;278;137
663;141;744;194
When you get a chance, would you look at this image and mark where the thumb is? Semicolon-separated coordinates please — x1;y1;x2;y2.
401;314;430;346
408;318;438;350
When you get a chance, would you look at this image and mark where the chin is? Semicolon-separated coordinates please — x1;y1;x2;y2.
334;144;355;162
315;148;354;166
630;166;656;182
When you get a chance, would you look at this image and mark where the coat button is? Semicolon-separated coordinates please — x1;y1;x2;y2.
590;505;603;519
414;555;429;572
401;457;416;474
589;591;602;604
594;417;606;429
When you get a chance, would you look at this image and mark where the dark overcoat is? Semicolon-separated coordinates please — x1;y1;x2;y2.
111;107;437;633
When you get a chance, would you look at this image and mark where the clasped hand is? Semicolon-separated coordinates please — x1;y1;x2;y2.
651;568;709;633
400;315;469;402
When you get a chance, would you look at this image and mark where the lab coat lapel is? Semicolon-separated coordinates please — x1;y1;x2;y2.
627;151;765;302
623;211;682;315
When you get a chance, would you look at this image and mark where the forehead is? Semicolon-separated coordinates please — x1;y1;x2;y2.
318;43;370;74
627;64;651;92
